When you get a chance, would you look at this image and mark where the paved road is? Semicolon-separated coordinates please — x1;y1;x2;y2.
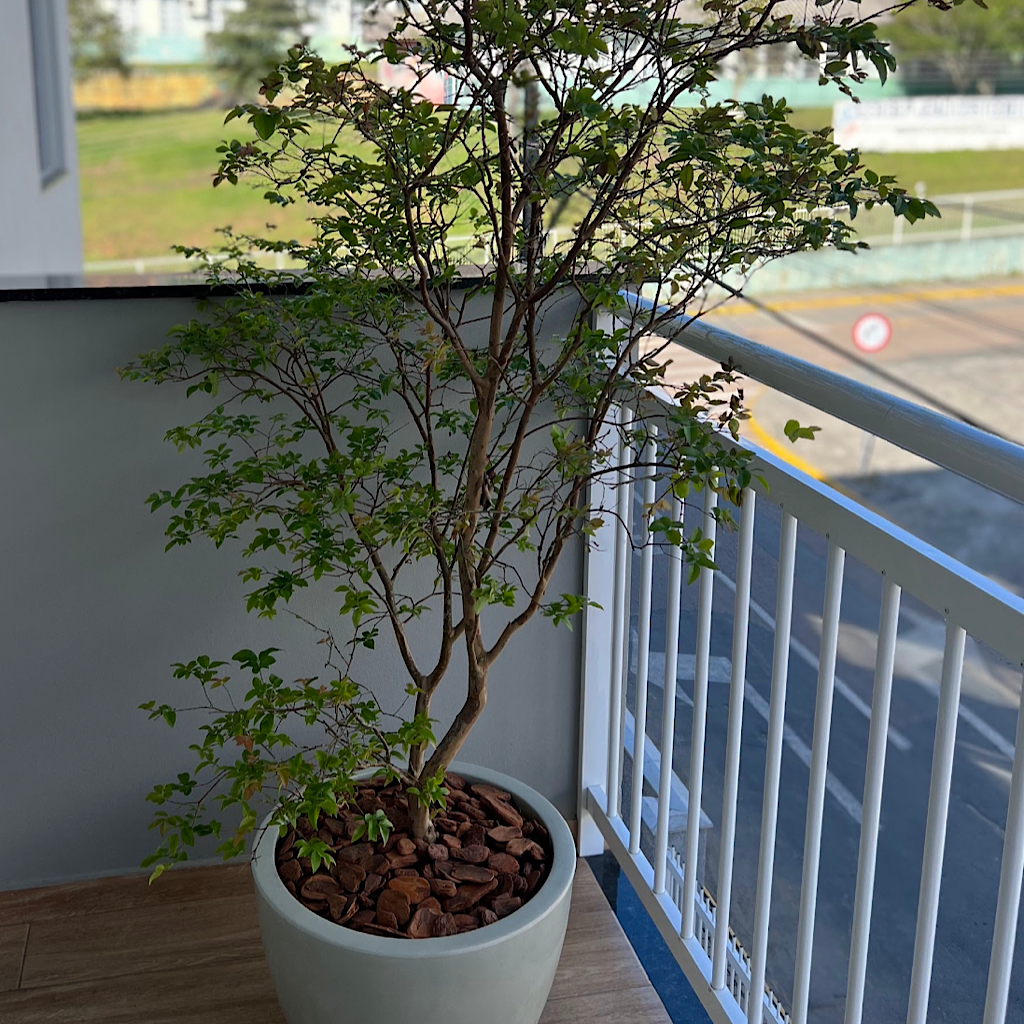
622;280;1024;1024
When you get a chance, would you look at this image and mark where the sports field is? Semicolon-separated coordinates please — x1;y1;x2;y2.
77;110;316;262
77;106;1024;263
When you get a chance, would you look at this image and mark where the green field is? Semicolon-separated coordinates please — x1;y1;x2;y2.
77;110;317;262
77;107;1024;263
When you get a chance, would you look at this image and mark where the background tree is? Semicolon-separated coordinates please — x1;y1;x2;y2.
208;0;311;105
887;0;1024;92
124;0;956;867
68;0;128;80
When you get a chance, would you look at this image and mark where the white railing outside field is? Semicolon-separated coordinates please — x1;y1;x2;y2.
790;188;1024;248
577;296;1024;1024
83;189;1024;277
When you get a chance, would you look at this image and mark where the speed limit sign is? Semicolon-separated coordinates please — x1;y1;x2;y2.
851;313;892;353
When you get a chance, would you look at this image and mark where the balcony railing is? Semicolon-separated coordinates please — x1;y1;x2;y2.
578;298;1024;1024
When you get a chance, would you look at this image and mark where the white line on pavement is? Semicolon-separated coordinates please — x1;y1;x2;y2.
744;684;864;825
627;488;911;752
715;570;913;753
631;631;863;824
895;615;1016;761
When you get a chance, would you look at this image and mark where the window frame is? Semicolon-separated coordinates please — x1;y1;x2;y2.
27;0;68;188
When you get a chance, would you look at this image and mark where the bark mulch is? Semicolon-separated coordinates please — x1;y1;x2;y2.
274;772;552;939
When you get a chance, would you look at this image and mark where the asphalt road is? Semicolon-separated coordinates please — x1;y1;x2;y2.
619;280;1024;1024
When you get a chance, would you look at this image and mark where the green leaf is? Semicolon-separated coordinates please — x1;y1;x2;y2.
784;419;821;443
253;110;278;141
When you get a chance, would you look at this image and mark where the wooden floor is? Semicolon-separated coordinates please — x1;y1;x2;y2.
0;857;671;1024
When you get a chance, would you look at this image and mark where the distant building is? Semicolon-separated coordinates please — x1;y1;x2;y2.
98;0;374;65
1;0;83;279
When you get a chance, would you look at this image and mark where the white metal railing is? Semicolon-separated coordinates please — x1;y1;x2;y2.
81;250;296;276
85;189;1024;277
577;297;1024;1024
790;189;1024;248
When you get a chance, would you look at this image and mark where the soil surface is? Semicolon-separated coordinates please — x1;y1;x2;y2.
274;772;552;938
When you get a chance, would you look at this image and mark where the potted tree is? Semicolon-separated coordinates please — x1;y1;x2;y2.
119;2;943;1022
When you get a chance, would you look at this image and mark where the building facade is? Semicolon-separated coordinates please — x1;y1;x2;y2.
1;0;83;279
99;0;373;64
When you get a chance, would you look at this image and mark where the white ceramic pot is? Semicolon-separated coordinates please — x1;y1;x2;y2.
251;761;577;1024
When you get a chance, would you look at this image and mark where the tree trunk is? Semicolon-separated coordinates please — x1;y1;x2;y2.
408;792;436;843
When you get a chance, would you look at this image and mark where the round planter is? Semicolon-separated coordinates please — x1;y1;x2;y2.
251;761;577;1024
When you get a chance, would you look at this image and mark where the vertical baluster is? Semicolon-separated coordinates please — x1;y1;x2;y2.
681;480;718;939
981;670;1024;1024
747;511;798;1024
654;491;684;893
607;406;634;819
845;577;902;1024
906;622;966;1024
629;429;658;853
792;539;847;1024
712;489;757;988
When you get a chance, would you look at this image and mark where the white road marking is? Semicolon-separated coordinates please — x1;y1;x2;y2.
626;491;1020;790
744;684;864;826
825;609;1018;761
630;629;863;824
715;571;913;753
896;621;1016;761
628;488;911;752
622;708;713;832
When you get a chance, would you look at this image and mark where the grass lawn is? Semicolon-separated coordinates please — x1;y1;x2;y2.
78;106;1024;263
77;109;317;262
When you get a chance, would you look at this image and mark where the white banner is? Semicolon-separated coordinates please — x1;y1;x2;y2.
833;96;1024;152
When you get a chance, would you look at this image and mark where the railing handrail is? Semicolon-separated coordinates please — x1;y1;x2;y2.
924;187;1024;205
622;291;1024;507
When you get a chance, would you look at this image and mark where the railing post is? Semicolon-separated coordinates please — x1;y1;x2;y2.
653;491;684;894
791;539;847;1024
981;667;1024;1024
608;405;634;820
960;196;974;242
629;428;659;855
577;319;621;856
906;622;967;1024
844;577;902;1024
712;488;756;990
748;511;798;1024
681;479;718;940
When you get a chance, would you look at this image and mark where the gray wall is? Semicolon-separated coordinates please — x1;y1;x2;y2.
0;293;584;890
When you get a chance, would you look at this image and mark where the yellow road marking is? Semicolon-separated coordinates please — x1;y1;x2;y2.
703;280;1024;318
745;414;827;481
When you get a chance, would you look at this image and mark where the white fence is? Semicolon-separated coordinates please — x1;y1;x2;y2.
815;188;1024;248
577;297;1024;1024
83;189;1024;278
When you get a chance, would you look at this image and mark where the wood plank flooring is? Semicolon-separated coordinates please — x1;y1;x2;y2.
0;858;670;1024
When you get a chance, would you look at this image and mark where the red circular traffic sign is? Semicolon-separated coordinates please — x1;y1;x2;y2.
851;313;892;353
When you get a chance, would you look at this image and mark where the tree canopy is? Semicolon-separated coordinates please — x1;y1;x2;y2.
887;0;1024;92
124;0;959;866
208;0;311;104
68;0;128;80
